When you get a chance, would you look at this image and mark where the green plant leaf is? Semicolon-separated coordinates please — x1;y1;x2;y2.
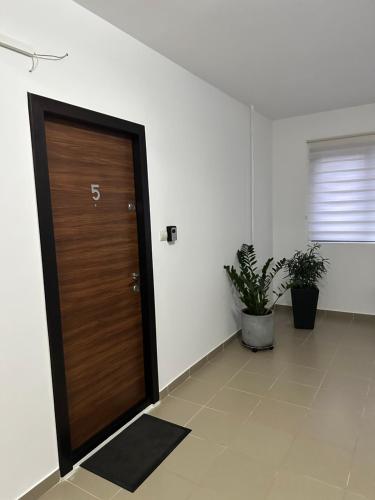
284;243;329;289
224;245;288;315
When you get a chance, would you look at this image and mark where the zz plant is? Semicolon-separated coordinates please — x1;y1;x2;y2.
224;244;288;316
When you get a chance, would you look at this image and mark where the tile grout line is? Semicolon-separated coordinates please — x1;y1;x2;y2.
181;327;338;426
62;479;103;499
310;316;360;495
176;345;275;490
183;348;259;428
263;315;346;489
345;377;370;493
310;332;342;403
157;345;259;491
267;363;288;391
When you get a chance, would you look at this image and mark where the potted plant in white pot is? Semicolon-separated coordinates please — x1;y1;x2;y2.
224;244;288;352
285;243;329;329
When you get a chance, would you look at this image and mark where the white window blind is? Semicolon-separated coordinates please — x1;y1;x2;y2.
308;134;375;242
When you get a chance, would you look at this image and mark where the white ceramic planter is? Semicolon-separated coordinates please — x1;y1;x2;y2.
241;310;274;351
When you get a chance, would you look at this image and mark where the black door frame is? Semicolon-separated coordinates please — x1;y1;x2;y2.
28;94;159;476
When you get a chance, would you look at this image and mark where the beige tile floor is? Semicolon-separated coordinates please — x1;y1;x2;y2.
39;308;375;500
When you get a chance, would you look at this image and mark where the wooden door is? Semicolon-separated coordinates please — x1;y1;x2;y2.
29;95;158;474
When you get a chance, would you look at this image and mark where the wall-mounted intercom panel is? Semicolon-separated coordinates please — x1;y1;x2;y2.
167;226;177;242
160;226;177;243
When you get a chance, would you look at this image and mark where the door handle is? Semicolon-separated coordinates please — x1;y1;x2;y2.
131;272;140;292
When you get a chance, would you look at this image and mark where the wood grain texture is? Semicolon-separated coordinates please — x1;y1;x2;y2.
45;116;145;449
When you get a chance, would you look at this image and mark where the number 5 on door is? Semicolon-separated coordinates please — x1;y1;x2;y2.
91;184;101;201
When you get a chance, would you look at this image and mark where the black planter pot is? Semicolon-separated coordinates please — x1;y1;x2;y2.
291;287;319;329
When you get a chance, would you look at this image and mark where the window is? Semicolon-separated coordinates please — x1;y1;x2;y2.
308;134;375;242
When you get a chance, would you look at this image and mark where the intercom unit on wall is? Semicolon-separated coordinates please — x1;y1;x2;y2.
166;226;177;242
159;226;177;243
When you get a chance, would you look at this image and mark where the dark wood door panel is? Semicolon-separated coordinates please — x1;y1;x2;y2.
29;94;158;474
44;116;146;450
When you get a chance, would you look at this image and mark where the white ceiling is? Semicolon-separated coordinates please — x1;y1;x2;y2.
75;0;375;119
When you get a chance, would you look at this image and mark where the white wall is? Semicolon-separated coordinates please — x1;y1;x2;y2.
273;103;375;314
253;110;273;264
0;1;252;497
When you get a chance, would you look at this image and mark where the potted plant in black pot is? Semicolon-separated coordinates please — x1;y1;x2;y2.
285;243;329;329
224;244;288;352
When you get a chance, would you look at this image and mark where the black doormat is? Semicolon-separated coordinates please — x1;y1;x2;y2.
81;414;191;492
